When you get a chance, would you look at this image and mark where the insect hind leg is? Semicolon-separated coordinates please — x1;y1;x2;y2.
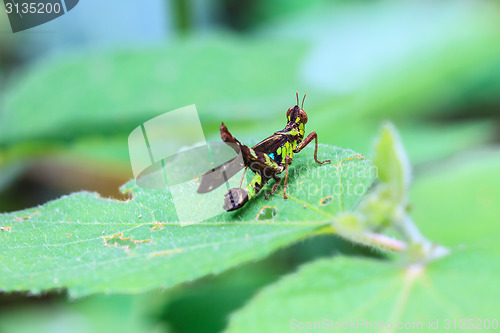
224;187;249;211
224;171;266;211
265;175;282;200
221;122;281;171
220;122;282;211
220;122;244;154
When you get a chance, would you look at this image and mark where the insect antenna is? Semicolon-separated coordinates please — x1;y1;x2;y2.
296;92;299;106
301;94;307;109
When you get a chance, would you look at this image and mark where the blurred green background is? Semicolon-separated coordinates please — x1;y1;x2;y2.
0;1;499;332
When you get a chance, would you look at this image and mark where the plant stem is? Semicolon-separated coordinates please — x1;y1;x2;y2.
397;215;450;262
342;231;407;253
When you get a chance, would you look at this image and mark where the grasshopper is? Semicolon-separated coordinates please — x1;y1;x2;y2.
197;93;331;211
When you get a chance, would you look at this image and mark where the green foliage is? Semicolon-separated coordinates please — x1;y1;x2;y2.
217;146;373;222
1;1;499;331
0;294;158;333
411;150;500;247
225;127;500;332
332;123;435;259
0;146;372;297
225;248;500;333
1;1;499;192
0;37;305;145
372;122;410;200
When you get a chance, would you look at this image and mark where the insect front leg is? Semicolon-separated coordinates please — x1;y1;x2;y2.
294;131;331;164
283;155;292;199
263;155;291;200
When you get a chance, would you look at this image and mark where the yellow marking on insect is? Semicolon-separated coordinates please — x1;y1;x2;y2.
0;226;12;232
247;173;262;199
148;248;183;258
281;142;294;163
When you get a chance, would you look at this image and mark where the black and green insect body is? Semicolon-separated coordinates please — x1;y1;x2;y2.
197;93;330;211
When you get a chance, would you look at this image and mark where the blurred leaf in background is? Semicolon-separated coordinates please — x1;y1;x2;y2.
225;149;500;332
1;0;499;332
1;1;499;208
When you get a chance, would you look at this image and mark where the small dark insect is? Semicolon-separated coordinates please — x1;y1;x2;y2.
197;93;331;211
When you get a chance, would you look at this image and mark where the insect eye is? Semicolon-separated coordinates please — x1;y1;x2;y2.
300;110;308;124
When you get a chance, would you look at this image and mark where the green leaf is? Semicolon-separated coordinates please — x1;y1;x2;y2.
411;149;500;247
0;145;373;297
372;122;411;202
3;0;499;192
341;122;413;237
0;294;160;333
0;36;306;146
272;1;500;119
397;120;495;166
0;36;310;189
225;148;500;333
212;146;373;222
311;119;495;167
225;242;500;333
